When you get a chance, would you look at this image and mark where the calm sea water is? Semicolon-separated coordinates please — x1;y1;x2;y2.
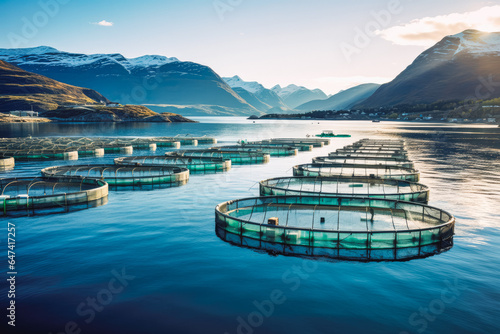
1;118;499;334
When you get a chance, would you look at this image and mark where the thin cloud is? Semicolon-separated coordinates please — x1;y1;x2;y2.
92;20;114;27
376;5;500;46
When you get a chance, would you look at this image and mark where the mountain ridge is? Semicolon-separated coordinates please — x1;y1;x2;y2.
272;84;328;109
0;46;260;116
358;29;500;108
296;83;381;111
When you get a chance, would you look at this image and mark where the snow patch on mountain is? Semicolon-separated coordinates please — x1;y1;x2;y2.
0;46;180;71
272;84;301;98
272;84;326;99
126;55;179;68
450;30;500;55
223;76;266;94
0;46;59;56
422;30;500;62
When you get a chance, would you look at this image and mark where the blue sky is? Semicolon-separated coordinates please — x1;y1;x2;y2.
0;0;498;94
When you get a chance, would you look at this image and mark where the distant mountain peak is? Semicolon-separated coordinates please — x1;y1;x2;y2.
0;45;60;56
223;76;265;94
270;84;328;108
418;30;500;63
229;75;243;81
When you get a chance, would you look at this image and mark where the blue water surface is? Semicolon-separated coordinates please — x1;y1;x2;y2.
0;118;499;334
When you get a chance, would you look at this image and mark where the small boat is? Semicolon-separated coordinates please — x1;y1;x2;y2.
372;120;381;123
315;130;351;138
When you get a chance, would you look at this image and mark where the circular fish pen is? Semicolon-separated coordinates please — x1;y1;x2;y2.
70;146;105;157
0;177;108;217
259;176;429;202
335;148;408;157
168;149;270;165
313;156;414;169
246;141;313;151
357;138;405;144
347;143;406;150
0;149;78;161
293;163;420;182
41;165;189;189
94;144;134;155
213;145;298;157
172;136;217;145
0;157;15;171
215;196;454;261
329;152;410;159
114;155;231;173
260;138;329;148
0;136;215;157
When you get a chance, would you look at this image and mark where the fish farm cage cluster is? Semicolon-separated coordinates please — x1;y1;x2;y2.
0;135;220;216
112;138;332;172
1;136;330;217
215;138;455;261
0;136;214;164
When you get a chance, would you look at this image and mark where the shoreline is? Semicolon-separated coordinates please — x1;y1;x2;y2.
248;117;499;125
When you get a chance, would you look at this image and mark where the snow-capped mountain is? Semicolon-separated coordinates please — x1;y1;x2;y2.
223;75;266;94
0;46;259;116
223;76;288;112
272;84;328;109
222;76;328;112
0;46;179;72
359;29;500;107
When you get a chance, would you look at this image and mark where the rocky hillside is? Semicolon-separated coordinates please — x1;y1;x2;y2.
0;60;194;122
0;59;109;111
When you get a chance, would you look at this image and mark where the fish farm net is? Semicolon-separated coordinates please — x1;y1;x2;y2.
215;195;454;261
0;149;79;161
245;141;313;151
328;151;410;159
260;138;330;148
114;156;231;172
313;156;415;169
293;163;420;182
168;149;271;164
41;165;189;189
335;148;408;158
0;177;108;217
259;176;429;202
0;136;215;159
212;145;298;156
